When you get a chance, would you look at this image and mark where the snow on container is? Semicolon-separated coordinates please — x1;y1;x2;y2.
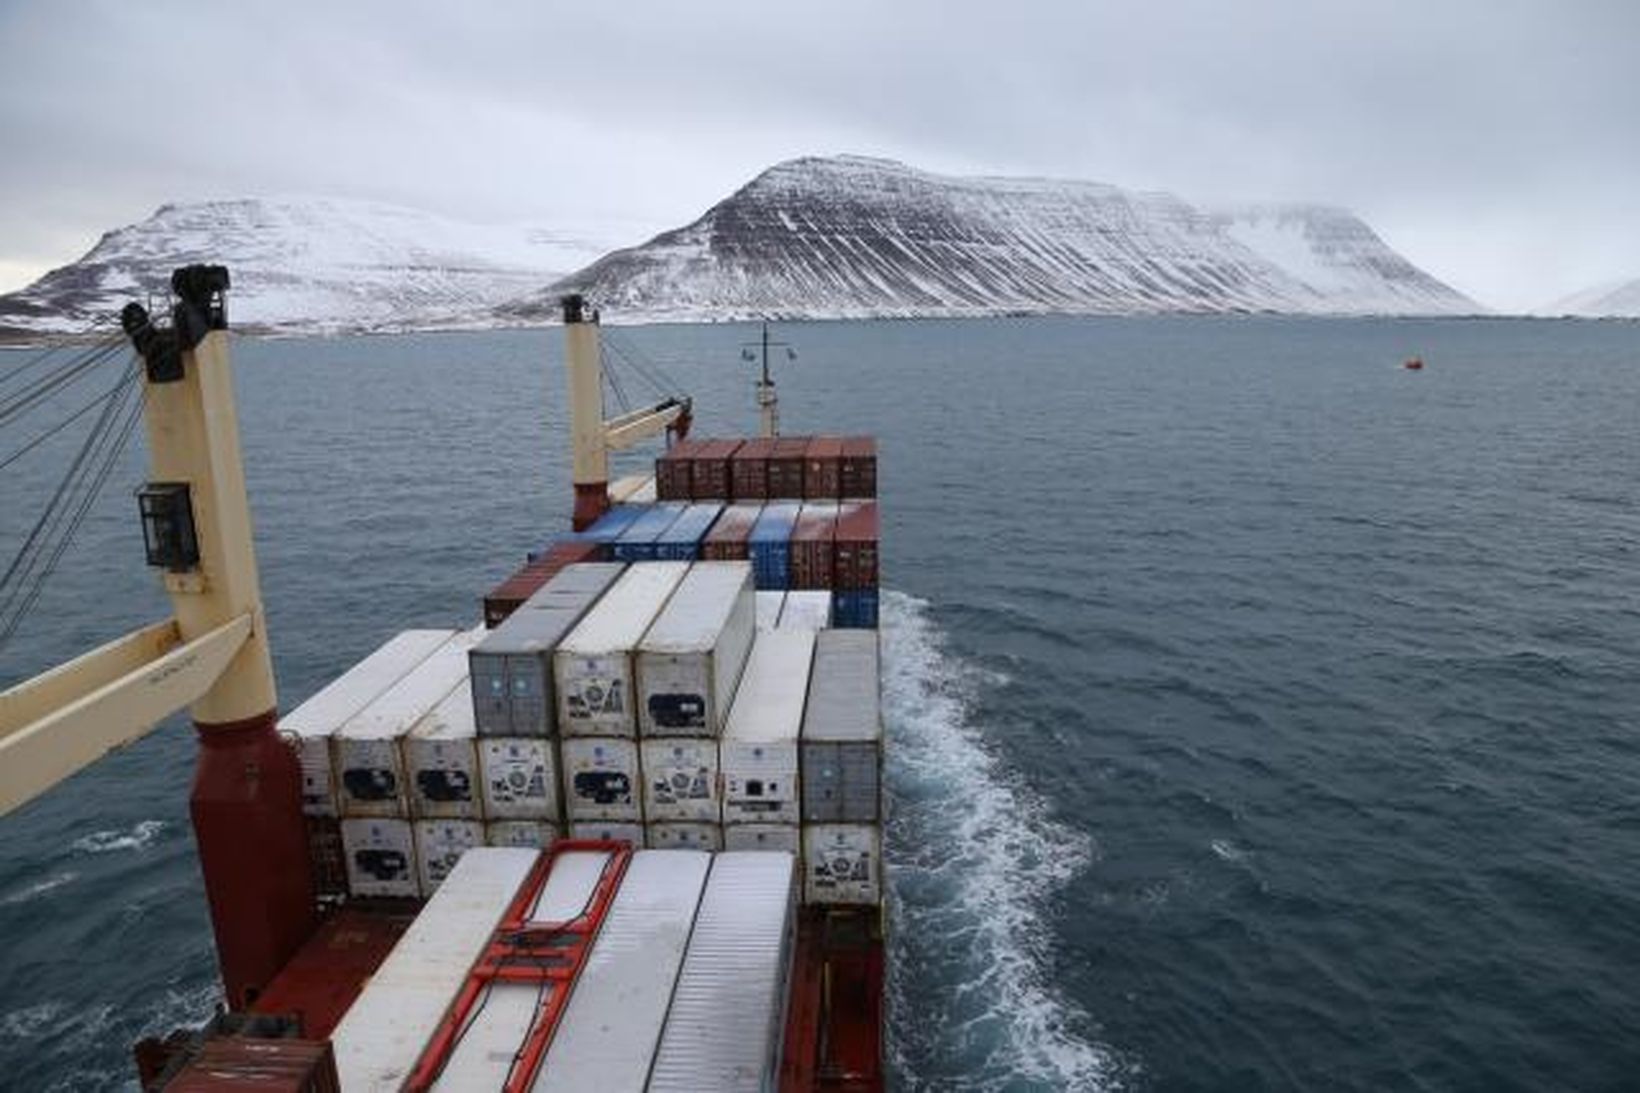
748;502;801;590
801;631;882;824
701;502;761;561
413;819;484;894
689;438;743;500
647;851;798;1093
655;439;705;500
802;435;845;500
646;823;724;851
555;561;690;736
470;562;627;738
730;437;776;500
531;850;711;1093
832;589;880;630
767;436;811;499
637;561;755;737
561;737;641;822
640;738;721;823
566;503;645;546
779;590;833;632
790;502;839;589
335;628;483;818
803;824;882;906
839;436;877;498
340;818;418;898
722;630;815;825
611;502;688;562
570;821;643;844
482;540;606;628
756;591;785;631
405;680;480;820
330;847;537;1091
723;824;800;854
432;849;615;1091
486;820;560;848
283;629;456;817
834;501;879;589
653;501;724;561
478;737;558;821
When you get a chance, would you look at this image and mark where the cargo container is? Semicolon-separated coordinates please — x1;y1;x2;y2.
654;438;705;500
330;848;538;1090
802;631;882;824
803;824;882;905
305;815;347;902
840;435;878;498
566;503;645;546
722;630;815;825
688;438;743;500
756;590;786;631
477;737;558;821
729;436;777;500
607;473;652;503
790;502;839;589
803;435;845;500
778;590;833;632
532;851;712;1093
700;501;761;561
561;736;641;822
162;1036;341;1093
412;819;483;894
723;823;801;854
283;629;456;817
404;680;480;820
748;502;801;590
611;501;688;563
833;589;881;630
569;821;644;844
640;738;722;823
637;561;755;737
470;562;626;738
484;820;559;848
481;540;607;628
646;822;724;851
834;501;880;589
430;849;616;1090
340;818;418;898
554;561;688;736
648;852;798;1093
767;435;811;499
652;501;725;561
335;629;481;818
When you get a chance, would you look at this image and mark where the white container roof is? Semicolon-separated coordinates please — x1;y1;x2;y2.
340;626;483;742
640;561;753;653
723;630;816;746
282;629;456;739
557;562;690;656
409;677;475;742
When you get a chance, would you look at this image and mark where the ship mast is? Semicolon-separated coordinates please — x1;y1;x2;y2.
743;322;794;438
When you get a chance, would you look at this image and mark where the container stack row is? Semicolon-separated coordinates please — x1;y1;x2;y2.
655;435;876;503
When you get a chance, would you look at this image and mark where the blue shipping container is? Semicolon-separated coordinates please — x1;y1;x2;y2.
832;589;879;629
566;504;647;547
748;502;802;590
652;502;725;561
611;502;688;562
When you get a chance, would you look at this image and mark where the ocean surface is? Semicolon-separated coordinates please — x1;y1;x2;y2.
3;315;1639;1091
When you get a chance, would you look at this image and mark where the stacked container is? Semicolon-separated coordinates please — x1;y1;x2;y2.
748;502;801;590
730;437;777;500
778;590;832;631
654;439;704;500
481;540;605;629
556;562;690;825
755;591;786;631
790;502;839;589
700;502;760;561
688;439;743;499
767;436;811;498
801;630;884;905
722;630;816;855
611;502;687;562
803;436;845;499
840;435;878;498
833;500;880;629
636;562;755;850
652;502;724;561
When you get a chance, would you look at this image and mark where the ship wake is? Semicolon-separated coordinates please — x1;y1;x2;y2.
881;591;1119;1091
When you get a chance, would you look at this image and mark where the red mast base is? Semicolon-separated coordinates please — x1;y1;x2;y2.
571;482;609;532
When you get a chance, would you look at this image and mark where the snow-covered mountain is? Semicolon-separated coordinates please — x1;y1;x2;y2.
521;156;1478;321
1537;279;1640;318
0;197;608;339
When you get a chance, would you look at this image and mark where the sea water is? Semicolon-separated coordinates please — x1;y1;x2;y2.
3;316;1639;1090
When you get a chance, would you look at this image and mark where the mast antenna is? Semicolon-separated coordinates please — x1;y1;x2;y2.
739;321;795;438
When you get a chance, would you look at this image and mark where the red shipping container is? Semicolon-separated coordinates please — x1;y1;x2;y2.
701;503;761;561
790;504;839;589
840;436;877;498
730;437;778;501
481;539;606;627
304;816;346;902
689;438;743;500
834;501;880;589
767;436;812;499
803;436;844;500
655;439;705;500
163;1037;341;1092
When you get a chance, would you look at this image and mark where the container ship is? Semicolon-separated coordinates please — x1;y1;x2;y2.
0;269;885;1091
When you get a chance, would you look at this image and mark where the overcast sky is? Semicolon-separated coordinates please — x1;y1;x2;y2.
1;0;1634;311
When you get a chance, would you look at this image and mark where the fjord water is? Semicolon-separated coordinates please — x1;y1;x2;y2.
3;316;1639;1091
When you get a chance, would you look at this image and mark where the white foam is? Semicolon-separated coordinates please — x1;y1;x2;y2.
880;591;1119;1090
0;871;78;905
70;820;166;854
